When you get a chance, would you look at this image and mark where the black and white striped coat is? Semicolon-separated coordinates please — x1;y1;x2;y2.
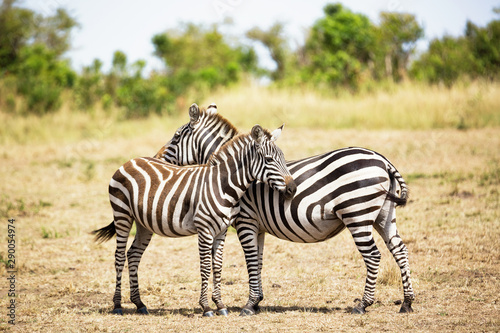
94;120;296;316
155;104;415;315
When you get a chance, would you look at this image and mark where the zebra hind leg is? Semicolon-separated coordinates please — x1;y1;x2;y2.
211;230;229;316
374;200;415;313
112;218;134;315
347;223;381;314
127;222;153;315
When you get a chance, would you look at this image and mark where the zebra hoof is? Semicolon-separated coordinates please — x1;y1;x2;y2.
240;308;255;316
112;308;123;315
352;306;366;315
137;306;149;315
217;308;229;316
399;302;413;313
203;311;214;317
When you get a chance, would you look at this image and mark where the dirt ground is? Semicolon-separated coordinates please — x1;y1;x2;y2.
0;127;499;332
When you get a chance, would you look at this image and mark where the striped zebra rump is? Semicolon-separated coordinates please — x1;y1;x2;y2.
109;158;202;237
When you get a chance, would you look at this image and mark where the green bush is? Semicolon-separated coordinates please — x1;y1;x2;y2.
75;59;104;110
14;45;76;115
152;23;257;95
300;3;375;90
117;75;174;118
410;15;500;86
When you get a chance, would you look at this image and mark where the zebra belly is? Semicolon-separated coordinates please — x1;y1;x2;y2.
238;149;392;243
240;183;346;243
264;214;346;243
133;200;198;238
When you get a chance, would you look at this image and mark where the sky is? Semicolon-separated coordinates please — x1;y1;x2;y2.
22;0;500;73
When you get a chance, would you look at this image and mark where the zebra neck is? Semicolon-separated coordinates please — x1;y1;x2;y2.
205;142;254;207
199;130;236;164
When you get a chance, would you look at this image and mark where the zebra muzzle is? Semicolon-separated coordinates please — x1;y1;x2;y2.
282;177;297;200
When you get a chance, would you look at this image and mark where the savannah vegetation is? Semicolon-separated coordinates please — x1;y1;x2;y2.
0;0;499;332
1;1;500;119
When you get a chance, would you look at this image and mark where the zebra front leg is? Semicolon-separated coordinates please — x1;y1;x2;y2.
127;223;153;314
113;218;134;315
349;225;381;314
236;222;263;316
198;230;215;317
255;231;266;311
211;230;228;316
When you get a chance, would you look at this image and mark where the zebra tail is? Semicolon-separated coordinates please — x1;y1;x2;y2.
385;190;408;207
91;221;116;243
386;164;409;207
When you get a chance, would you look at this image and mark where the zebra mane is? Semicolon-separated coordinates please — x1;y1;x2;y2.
207;129;272;166
199;107;239;138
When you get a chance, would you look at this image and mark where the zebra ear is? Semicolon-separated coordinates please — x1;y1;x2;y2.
189;103;200;126
206;103;217;115
251;125;265;146
270;124;284;142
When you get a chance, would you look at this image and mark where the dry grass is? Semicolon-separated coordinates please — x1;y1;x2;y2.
1;81;500;147
0;85;499;332
206;81;500;130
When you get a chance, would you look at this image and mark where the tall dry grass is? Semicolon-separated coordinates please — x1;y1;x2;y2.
0;105;185;146
202;80;500;130
1;81;499;146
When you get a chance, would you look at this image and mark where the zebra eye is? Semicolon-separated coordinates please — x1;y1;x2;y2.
265;156;273;163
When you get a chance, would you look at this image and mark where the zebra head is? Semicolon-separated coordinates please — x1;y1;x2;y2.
250;124;297;200
155;103;237;166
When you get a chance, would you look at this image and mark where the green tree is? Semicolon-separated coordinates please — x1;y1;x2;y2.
410;36;475;86
75;51;173;117
75;59;105;110
115;61;172;118
15;44;76;114
152;23;257;94
111;50;127;75
376;12;424;81
0;0;77;71
246;23;290;81
466;18;500;78
410;10;500;86
0;0;36;71
31;8;79;57
0;0;78;114
301;3;375;89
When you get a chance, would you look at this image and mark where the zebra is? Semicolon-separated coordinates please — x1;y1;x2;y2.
155;103;415;315
92;110;296;317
